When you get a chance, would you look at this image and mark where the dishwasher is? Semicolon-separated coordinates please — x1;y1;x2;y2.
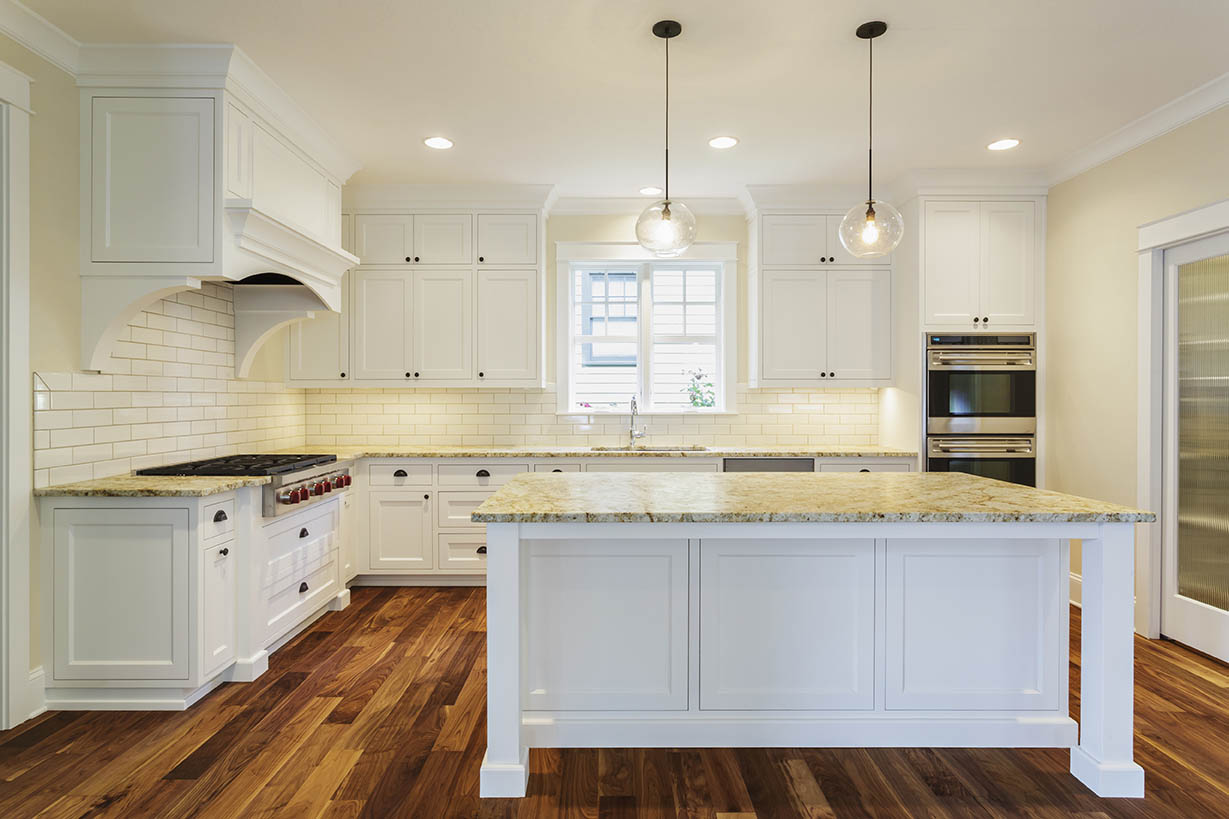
722;458;814;472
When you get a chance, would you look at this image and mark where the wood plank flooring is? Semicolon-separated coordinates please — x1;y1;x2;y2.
2;586;1228;817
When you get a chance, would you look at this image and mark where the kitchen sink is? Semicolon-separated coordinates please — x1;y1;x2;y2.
589;445;709;452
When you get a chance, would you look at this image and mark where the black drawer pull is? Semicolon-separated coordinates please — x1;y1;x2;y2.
213;509;228;522
218;547;229;556
299;581;309;593
393;469;408;477
552;469;563;473
476;469;491;478
299;528;309;538
859;469;870;473
476;546;488;554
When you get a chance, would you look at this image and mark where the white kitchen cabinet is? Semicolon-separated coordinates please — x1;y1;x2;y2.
287;271;350;381
477;214;538;265
354;214;414;264
825;269;891;379
699;538;876;710
759;269;827;381
90;97;215;263
922;200;1037;328
339;492;357;583
412;269;473;380
202;540;237;679
476;268;539;382
438;533;488;573
761;213;888;267
414;214;473;264
367;490;433;571
351;268;414;380
52;508;192;680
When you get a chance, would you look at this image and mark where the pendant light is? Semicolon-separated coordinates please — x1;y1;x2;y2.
838;20;903;258
636;20;697;257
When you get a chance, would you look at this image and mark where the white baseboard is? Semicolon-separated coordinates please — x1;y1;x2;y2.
44;677;225;711
1070;572;1082;608
23;666;46;722
352;575;486;587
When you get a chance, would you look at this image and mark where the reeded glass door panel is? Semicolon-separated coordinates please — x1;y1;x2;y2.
1177;252;1229;612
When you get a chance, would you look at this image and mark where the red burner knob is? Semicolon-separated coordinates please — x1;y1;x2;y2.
289;488;301;503
323;480;332;492
344;474;352;486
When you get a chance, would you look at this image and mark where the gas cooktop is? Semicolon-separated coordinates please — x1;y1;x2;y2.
135;454;337;477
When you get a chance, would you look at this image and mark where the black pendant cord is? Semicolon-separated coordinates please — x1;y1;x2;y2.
867;33;873;207
664;32;670;204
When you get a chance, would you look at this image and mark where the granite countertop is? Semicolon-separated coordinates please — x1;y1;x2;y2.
34;475;272;498
279;444;919;459
471;471;1156;524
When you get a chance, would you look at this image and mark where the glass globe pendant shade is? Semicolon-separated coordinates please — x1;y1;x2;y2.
838;198;904;258
635;199;697;257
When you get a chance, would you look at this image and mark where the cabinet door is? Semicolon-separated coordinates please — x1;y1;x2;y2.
367;491;433;571
761;214;827;266
91;97;214;263
477;214;538;265
922;201;980;326
825;214;889;266
413;269;473;380
202;540;237;678
287;271;350;381
979;201;1036;326
352;269;414;380
759;269;826;382
699;538;876;710
414;214;473;264
354;214;414;264
826;269;891;379
339;492;356;583
476;268;538;381
53;508;190;680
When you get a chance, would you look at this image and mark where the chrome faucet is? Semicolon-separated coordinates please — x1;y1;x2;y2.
628;396;646;447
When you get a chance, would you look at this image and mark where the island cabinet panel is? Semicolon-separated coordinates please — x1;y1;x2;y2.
53;509;191;680
523;539;689;711
698;539;876;710
884;538;1063;711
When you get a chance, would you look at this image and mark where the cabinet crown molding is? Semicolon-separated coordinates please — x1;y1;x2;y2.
344;183;556;213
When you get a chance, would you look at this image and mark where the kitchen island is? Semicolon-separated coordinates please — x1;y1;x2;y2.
471;471;1153;799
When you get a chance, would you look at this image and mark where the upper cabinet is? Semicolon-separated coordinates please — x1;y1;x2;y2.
922;200;1037;329
354;215;414;264
477;214;538;265
761;213;889;267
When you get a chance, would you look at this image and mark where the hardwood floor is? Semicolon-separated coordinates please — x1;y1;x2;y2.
2;586;1228;818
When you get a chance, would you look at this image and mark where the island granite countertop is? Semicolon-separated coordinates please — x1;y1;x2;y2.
471;471;1155;524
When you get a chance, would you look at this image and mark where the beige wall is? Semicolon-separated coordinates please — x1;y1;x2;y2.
1046;105;1229;572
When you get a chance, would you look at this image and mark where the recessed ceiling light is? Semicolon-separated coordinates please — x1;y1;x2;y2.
424;136;454;150
987;138;1020;151
708;136;739;149
639;186;663;196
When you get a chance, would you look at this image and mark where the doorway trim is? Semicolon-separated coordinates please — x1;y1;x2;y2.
1136;197;1229;638
0;58;37;729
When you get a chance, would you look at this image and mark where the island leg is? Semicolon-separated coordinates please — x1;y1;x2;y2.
1071;523;1145;797
480;523;529;797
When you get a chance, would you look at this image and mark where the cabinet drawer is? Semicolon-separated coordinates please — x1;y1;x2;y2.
264;531;335;595
264;559;338;643
533;462;582;473
436;491;491;529
202;498;235;541
818;462;912;473
438;533;487;573
369;462;432;487
263;502;338;562
437;463;527;488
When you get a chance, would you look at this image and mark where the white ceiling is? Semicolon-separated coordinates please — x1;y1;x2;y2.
25;0;1229;196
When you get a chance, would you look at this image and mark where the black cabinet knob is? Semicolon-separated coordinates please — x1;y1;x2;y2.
404;256;411;263
218;547;229;556
299;528;309;538
414;372;420;378
213;509;228;522
476;546;488;554
299;581;309;593
423;493;430;500
820;372;827;378
413;256;420;262
405;372;411;377
829;372;835;378
340;372;346;378
973;316;980;323
478;256;485;262
478;371;485;378
393;469;408;477
982;316;989;323
476;469;491;478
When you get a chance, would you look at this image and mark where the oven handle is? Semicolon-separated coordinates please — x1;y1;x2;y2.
929;351;1035;371
928;439;1035;458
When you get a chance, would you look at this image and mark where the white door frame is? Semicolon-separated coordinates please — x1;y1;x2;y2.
1136;198;1229;638
0;59;38;728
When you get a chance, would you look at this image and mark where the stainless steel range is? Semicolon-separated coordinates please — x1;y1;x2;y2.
135;453;352;517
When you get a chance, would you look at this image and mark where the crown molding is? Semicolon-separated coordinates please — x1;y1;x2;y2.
1047;69;1229;187
891;169;1050;200
548;196;745;217
0;0;79;75
343;183;556;212
555;240;739;262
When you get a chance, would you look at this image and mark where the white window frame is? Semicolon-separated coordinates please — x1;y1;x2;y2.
555;241;737;415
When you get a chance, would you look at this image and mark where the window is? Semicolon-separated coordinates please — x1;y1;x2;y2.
562;260;733;413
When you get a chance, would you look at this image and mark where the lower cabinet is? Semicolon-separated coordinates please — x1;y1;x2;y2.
202;539;237;679
698;538;876;710
368;489;433;571
438;532;488;573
